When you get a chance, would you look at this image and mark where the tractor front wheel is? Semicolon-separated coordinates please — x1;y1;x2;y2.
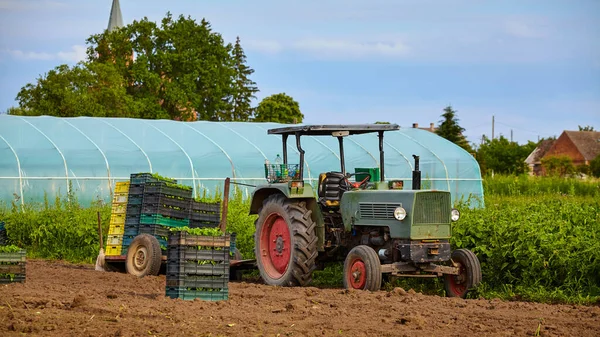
254;194;318;287
444;249;482;298
125;234;162;278
343;245;382;291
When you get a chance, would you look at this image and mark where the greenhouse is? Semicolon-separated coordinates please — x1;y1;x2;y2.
0;115;484;207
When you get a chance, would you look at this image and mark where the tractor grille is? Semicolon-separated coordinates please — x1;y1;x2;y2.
412;192;450;224
359;202;401;220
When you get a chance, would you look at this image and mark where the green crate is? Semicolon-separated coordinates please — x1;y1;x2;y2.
140;214;189;228
165;287;228;301
355;167;380;182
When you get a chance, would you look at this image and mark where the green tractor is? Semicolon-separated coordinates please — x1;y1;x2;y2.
250;124;481;298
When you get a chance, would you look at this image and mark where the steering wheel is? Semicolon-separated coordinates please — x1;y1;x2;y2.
344;172;371;189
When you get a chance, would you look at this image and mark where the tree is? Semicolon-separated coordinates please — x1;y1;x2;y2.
253;93;303;124
590;155;600;178
226;36;259;121
435;106;473;153
475;136;537;175
14;13;258;121
15;62;137;118
578;125;595;131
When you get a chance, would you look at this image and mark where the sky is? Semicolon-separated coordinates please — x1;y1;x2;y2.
0;0;599;145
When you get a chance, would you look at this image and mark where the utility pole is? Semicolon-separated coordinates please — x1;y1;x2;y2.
511;129;513;142
492;115;495;140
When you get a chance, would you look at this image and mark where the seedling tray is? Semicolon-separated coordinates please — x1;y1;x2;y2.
166;260;229;276
167;246;230;264
191;201;220;213
130;173;177;185
141;204;189;220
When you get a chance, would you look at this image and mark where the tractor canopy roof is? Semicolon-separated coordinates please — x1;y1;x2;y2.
267;124;400;136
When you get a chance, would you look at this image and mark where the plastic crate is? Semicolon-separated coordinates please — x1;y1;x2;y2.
128;183;144;196
0;250;26;284
106;234;123;246
191;201;220;213
189;211;220;223
166;274;229;289
140;214;189;228
168;232;230;249
105;245;122;256
110;213;126;226
124;224;139;237
0;274;26;284
122;235;167;251
165;287;228;301
166;260;230;276
167;246;230;265
126;204;142;217
113;192;128;204
141;204;189;220
189;220;219;229
143;193;191;209
130;173;177;185
125;214;141;227
127;194;143;205
114;181;130;194
0;229;6;246
111;202;127;215
108;223;124;235
264;163;300;183
138;224;170;238
143;182;193;199
0;250;26;263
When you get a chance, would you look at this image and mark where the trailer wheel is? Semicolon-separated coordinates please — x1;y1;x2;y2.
444;249;482;298
343;245;382;291
125;234;162;277
254;194;317;287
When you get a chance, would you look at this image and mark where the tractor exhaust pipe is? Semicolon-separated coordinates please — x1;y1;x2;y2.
412;155;421;190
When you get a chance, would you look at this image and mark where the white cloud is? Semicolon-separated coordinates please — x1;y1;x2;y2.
245;37;410;59
0;0;66;11
4;45;87;62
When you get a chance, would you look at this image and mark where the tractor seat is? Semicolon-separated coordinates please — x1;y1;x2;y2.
318;172;349;208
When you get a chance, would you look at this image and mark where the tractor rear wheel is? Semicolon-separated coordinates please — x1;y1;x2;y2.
444;249;482;298
254;194;318;287
125;234;162;278
343;245;382;291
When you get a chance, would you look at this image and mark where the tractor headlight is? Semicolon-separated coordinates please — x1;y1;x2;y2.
451;208;460;222
394;207;407;221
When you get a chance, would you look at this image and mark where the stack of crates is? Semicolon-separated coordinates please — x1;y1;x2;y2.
123;173;191;255
165;231;231;301
0;249;26;284
105;181;130;256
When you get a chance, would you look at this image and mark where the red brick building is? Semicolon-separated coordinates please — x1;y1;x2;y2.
527;130;600;176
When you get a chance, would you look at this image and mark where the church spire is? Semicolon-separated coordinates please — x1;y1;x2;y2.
107;0;124;31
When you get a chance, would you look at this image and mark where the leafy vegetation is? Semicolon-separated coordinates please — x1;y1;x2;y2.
476;135;537;175
0;245;22;253
169;226;224;236
1;177;598;304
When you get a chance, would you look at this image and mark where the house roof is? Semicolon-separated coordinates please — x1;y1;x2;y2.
107;0;124;32
565;130;600;161
525;139;555;165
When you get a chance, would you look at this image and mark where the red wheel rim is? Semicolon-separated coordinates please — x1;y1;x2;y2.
259;213;292;279
447;263;467;296
347;258;367;289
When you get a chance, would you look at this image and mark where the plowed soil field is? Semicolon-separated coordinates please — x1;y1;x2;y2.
0;260;598;336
